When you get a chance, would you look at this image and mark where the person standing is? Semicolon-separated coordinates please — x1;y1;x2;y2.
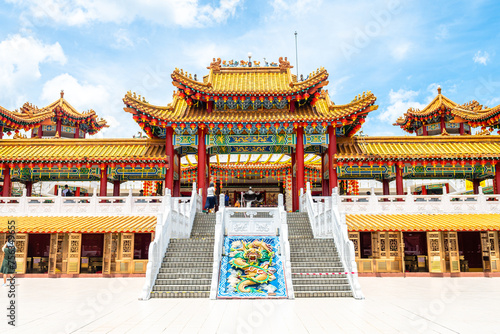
225;191;230;206
204;182;216;213
1;240;16;287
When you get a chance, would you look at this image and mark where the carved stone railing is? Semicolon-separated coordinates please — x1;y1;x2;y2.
209;194;294;299
139;184;201;300
0;188;170;216
301;183;364;299
339;186;500;215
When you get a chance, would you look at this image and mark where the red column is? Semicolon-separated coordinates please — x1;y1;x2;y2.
459;123;465;135
422;125;428;136
38;126;43;139
100;164;108;196
165;127;174;192
263;190;266;205
445;183;450;194
421;185;427;195
495;163;500;194
25;181;33;197
395;164;404;196
440;116;446;134
472;179;480;194
0;126;3;139
292;152;297;211
56;117;62;137
296;126;305;195
2;166;11;197
382;179;390;195
328;125;338;195
54;185;58;196
198;127;207;205
75;187;81;196
74;128;79;139
113;180;120;196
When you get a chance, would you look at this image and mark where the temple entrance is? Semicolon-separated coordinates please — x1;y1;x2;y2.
458;232;483;272
80;234;104;274
403;232;428;272
26;234;50;274
134;233;152;260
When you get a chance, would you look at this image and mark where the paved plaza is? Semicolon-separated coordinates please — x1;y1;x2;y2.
0;277;498;333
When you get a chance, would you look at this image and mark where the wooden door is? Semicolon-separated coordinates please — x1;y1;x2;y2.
481;231;492;272
102;233;112;275
15;233;28;274
119;233;134;273
48;233;58;275
67;233;82;274
443;232;460;273
427;232;443;273
489;232;499;272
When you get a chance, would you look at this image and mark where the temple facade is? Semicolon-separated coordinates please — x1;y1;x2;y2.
0;58;499;280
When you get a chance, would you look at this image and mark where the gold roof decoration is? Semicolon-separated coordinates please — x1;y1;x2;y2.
395;87;500;132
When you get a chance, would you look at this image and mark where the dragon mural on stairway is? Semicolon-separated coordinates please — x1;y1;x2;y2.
217;236;287;298
229;240;276;293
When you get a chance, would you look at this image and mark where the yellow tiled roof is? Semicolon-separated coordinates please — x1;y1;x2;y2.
123;91;377;123
0;105;51;127
347;214;500;231
0;216;156;233
337;135;500;160
0;138;167;163
172;66;329;95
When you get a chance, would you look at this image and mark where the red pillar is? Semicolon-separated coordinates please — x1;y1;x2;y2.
445;183;450;194
198;127;207;205
382;179;390;195
296;126;305;194
292;152;298;211
38;126;43;139
459;123;465;135
74;128;80;139
421;185;427;195
113;180;120;196
165;127;174;192
75;187;81;196
495;163;500;194
263;190;266;205
328;125;338;195
472;179;480;194
422;124;428;136
56;117;62;137
395;164;404;196
54;185;58;196
0;126;3;139
25;181;33;197
2;166;11;197
100;164;108;196
440;116;446;134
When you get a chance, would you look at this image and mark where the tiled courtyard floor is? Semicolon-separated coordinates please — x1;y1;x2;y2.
0;277;498;333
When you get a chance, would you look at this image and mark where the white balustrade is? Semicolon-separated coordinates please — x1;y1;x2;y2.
139;183;201;300
209;194;294;299
339;186;500;215
301;182;364;299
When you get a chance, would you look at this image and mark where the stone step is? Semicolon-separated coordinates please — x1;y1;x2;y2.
169;239;214;244
293;285;351;292
159;267;213;274
153;285;210;292
157;273;212;279
291;266;345;273
290;251;338;257
164;251;214;257
291;278;350;285
155;278;211;286
163;256;214;263
150;291;209;298
295;291;353;298
161;262;213;269
290;257;341;262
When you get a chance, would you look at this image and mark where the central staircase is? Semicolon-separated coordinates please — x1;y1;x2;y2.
288;212;353;298
150;213;216;298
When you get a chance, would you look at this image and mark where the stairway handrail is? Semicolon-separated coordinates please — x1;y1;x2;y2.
139;183;200;300
301;183;364;299
209;194;227;299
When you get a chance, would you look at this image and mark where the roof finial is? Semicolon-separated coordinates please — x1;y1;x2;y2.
60;90;64;99
437;86;441;95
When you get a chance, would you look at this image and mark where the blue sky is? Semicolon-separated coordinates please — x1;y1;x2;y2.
0;0;499;138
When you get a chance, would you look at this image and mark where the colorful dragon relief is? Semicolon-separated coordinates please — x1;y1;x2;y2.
217;236;287;298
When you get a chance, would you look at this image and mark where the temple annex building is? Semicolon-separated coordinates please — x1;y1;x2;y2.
1;57;500;299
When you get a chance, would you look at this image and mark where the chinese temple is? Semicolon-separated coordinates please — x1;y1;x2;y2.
0;58;500;297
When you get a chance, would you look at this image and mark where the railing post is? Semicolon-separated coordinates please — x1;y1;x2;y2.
127;188;133;214
306;182;311;194
55;188;63;214
278;194;284;208
90;188;97;214
219;194;225;209
20;189;27;214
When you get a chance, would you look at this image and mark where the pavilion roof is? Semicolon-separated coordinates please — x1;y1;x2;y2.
395;87;500;132
0;138;167;165
20;91;108;134
336;135;500;161
0;215;156;233
171;57;328;97
347;213;500;232
0;105;52;132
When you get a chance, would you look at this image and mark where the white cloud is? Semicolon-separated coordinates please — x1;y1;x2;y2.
377;88;426;122
0;34;66;102
112;29;135;49
391;42;412;60
473;50;490;65
8;0;242;28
